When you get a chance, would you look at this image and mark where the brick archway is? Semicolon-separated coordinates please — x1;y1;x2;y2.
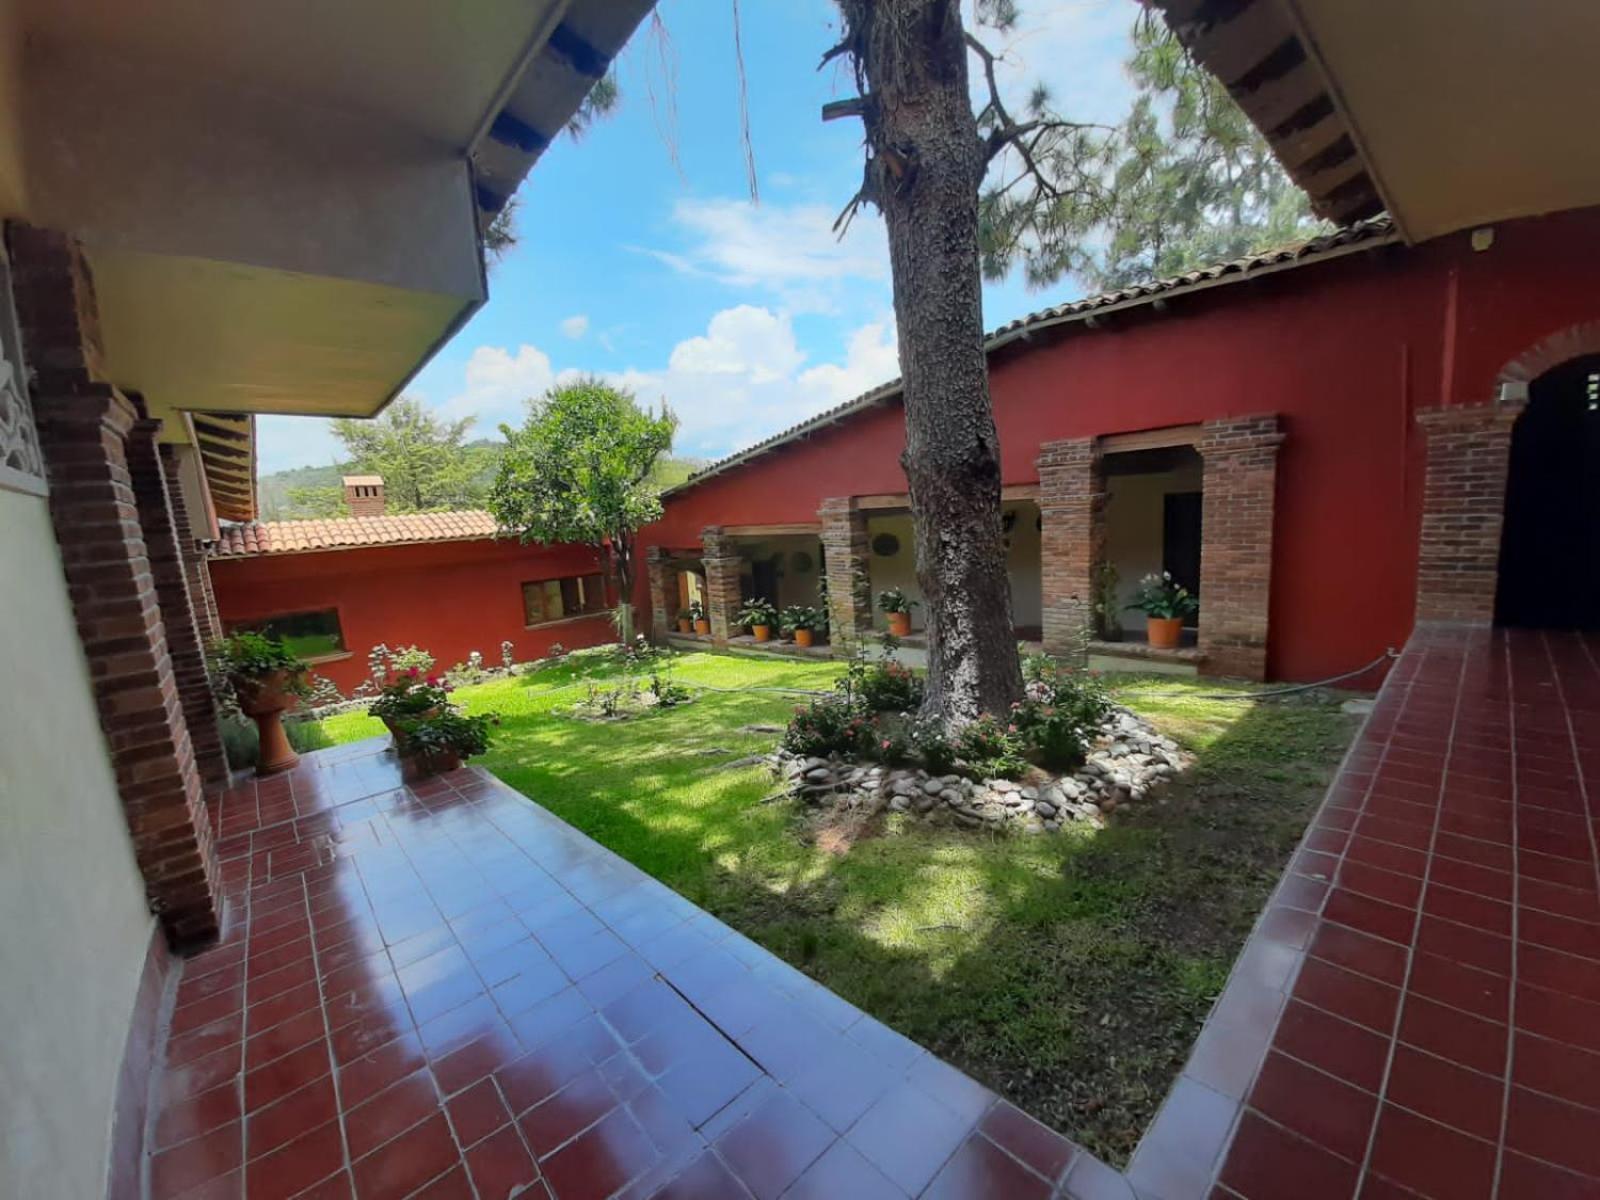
1495;319;1600;396
1415;320;1600;625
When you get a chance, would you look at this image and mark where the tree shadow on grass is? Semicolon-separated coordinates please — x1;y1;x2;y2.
478;682;1359;1166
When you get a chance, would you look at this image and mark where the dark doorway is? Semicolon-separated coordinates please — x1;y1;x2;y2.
1495;355;1600;629
1163;491;1203;627
751;555;781;608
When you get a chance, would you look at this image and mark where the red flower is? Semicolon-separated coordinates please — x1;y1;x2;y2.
425;675;439;686
407;667;420;677
1007;724;1018;734
881;739;891;750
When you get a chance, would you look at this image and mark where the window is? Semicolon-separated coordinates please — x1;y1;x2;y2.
234;609;346;660
522;574;608;626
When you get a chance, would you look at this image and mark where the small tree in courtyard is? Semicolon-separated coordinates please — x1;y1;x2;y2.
489;380;676;639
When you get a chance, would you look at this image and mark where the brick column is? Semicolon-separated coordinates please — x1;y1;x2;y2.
1197;414;1283;680
819;497;871;652
1037;438;1104;660
150;441;230;790
700;527;745;645
645;546;682;638
11;224;221;948
1414;403;1523;625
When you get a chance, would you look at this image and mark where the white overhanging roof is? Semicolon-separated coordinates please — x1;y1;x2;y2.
1150;0;1600;244
0;0;652;427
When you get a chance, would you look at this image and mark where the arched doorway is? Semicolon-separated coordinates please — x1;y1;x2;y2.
1494;355;1600;628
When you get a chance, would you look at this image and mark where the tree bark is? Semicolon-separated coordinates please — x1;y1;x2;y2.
836;0;1024;725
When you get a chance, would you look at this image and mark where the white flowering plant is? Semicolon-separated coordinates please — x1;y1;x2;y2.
1127;572;1198;619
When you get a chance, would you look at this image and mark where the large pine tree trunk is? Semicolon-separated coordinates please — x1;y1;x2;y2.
837;0;1023;725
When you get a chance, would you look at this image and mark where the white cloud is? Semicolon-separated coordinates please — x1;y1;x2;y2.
638;197;889;312
559;314;590;339
590;305;899;460
435;343;555;432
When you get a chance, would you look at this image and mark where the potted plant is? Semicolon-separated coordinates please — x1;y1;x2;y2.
210;631;311;775
676;609;693;634
781;604;826;648
1127;572;1198;650
876;587;918;637
369;668;452;750
737;597;778;642
397;709;496;780
687;600;710;635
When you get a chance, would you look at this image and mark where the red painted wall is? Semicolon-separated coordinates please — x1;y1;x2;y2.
639;207;1600;682
211;538;614;693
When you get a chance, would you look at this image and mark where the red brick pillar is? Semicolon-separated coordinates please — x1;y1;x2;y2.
150;441;231;790
700;527;745;645
1037;438;1104;661
1197;414;1283;680
1414;403;1523;624
11;224;221;948
645;546;679;638
819;497;872;652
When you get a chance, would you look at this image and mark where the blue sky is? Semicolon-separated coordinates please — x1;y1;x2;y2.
256;0;1136;474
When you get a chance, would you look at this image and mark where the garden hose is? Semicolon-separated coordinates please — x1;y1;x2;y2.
1130;648;1400;702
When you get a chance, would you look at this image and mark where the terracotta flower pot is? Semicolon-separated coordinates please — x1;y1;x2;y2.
677;617;692;634
886;611;912;637
794;628;815;648
1147;616;1184;650
402;749;461;782
236;669;300;776
382;706;440;752
752;624;772;642
694;619;711;635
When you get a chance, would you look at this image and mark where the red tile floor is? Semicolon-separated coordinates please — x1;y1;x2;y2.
144;624;1600;1200
147;742;1103;1199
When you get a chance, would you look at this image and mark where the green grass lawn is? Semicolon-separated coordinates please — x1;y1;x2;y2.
302;649;1359;1165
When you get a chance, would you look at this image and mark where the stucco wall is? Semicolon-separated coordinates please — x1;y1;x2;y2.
210;537;617;693
0;489;154;1200
737;535;822;612
865;505;1041;633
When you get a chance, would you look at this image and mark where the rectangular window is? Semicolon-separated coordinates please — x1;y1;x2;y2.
522;574;608;626
234;609;347;660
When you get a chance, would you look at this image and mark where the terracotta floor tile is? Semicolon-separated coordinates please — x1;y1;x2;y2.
464;1124;540;1198
153;1081;242;1151
1368;1104;1495;1200
646;1149;754;1200
1216;1112;1358;1200
1513;1030;1600;1111
540;1106;659;1200
519;1068;620;1158
922;1133;1052;1199
978;1100;1077;1184
244;1118;345;1200
342;1068;442;1161
1247;1052;1377;1162
1505;1085;1600;1179
1397;994;1507;1077
1270;1000;1389;1093
784;1138;907;1200
351;1111;460;1200
149;1121;242;1198
445;1077;514;1148
246;1071;340;1161
847;1082;977;1197
714;1088;835;1200
1291;956;1401;1034
1384;1045;1503;1142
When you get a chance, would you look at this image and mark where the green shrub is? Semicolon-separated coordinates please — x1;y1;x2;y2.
858;659;923;713
1012;661;1112;770
955;714;1028;780
909;718;957;775
219;713;334;771
782;693;869;757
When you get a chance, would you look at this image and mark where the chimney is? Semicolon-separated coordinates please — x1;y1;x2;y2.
342;475;385;517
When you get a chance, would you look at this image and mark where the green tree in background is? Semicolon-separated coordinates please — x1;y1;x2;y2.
979;13;1328;292
329;398;481;513
489;379;677;637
